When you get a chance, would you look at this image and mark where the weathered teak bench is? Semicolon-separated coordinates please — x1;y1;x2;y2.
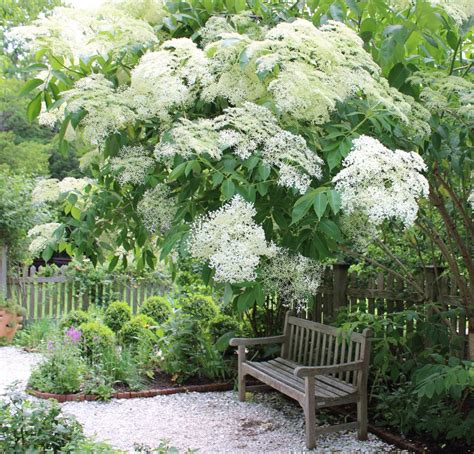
229;312;372;449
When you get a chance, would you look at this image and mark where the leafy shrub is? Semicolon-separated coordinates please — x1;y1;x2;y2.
104;301;131;333
208;314;241;352
139;296;171;324
14;319;59;349
159;313;228;383
28;337;85;394
179;293;218;325
119;314;158;346
0;391;117;452
79;320;115;357
60;309;91;331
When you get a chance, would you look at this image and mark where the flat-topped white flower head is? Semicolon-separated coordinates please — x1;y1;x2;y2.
261;248;324;312
28;222;62;256
333;135;429;228
110;146;155;186
188;195;276;283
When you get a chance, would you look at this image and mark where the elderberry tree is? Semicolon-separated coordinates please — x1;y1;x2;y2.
14;0;473;355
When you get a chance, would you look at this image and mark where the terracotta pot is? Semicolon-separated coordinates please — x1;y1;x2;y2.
0;311;23;343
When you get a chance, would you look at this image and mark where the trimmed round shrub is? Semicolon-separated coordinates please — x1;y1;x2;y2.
104;301;131;333
78;321;115;357
60;310;91;331
179;293;218;325
139;296;171;324
119;314;157;346
208;314;241;344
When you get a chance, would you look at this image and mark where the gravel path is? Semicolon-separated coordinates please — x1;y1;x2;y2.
1;347;399;453
0;346;42;395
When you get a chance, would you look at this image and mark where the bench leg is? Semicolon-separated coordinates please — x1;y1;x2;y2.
357;394;368;440
237;345;246;402
303;377;316;449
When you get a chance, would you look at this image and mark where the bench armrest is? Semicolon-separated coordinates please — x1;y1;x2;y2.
229;335;286;347
294;360;364;378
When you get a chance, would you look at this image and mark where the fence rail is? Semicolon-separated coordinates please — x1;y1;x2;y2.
7;264;166;320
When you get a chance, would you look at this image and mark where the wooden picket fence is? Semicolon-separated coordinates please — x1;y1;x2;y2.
6;265;166;321
307;263;468;357
0;243;468;357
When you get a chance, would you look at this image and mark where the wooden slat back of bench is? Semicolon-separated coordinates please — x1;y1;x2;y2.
281;314;369;386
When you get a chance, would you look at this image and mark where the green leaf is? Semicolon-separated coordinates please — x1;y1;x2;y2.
318;219;343;241
168;162;187;181
237;289;255;312
27;94;42;122
108;255;119;272
224;283;233;304
19;79;44;97
313;193;328;219
221;179;235;200
291;192;314;224
388;63;410;89
328;190;341;214
70;206;81;220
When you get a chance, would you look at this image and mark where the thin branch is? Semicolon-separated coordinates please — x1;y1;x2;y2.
433;171;474;239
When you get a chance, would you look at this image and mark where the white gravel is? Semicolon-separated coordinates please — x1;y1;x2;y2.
0;346;42;395
1;347;400;453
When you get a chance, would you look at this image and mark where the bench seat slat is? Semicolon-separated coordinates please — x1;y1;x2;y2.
273;358;356;395
246;358;356;400
271;357;357;396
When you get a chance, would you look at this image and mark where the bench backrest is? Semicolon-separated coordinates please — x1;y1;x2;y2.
281;313;370;385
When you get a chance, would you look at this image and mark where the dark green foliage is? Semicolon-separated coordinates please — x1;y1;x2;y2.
104;301;132;333
60;309;91;331
336;304;473;445
0;391;116;453
139;296;171;324
208;313;241;348
119;314;157;346
159;312;229;383
179;293;219;325
78;320;115;357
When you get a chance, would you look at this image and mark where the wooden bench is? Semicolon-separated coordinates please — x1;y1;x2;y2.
229;312;372;449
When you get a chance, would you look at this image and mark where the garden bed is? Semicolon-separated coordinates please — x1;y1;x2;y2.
28;374;234;402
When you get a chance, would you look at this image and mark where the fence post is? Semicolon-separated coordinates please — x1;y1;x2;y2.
0;245;7;299
333;262;350;314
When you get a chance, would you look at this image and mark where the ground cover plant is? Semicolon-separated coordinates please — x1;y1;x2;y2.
4;0;473;450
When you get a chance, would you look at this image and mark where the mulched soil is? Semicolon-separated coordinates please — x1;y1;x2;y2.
114;370;232;392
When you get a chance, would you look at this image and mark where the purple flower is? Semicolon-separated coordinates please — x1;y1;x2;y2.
65;326;82;344
47;340;55;350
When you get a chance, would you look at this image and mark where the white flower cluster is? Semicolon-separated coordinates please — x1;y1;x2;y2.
32;177;91;204
9;3;158;63
137;184;177;234
110;146;155;185
333;135;429;228
201;19;429;139
62;74;137;146
28;223;62;256
409;71;474;121
188;195;276;283
129;39;211;122
468;189;474;211
261;248;324;312
429;0;473;26
156;103;323;193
